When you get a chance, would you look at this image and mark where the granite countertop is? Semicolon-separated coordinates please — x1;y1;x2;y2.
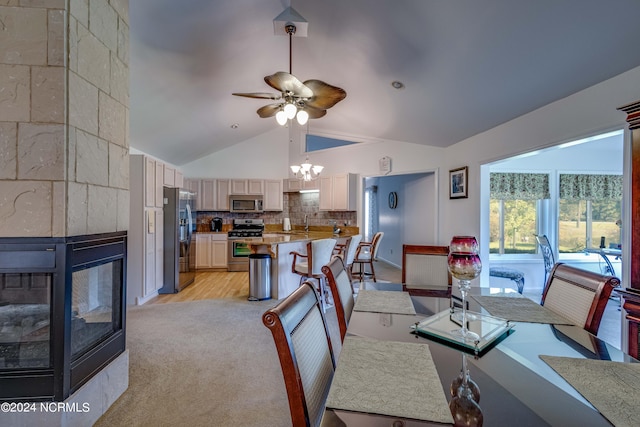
248;229;360;246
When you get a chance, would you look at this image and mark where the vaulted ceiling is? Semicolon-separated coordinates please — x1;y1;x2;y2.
129;0;640;166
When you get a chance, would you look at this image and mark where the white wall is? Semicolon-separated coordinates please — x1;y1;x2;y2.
181;126;290;179
370;172;436;266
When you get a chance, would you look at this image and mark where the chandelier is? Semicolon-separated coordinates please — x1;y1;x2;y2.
290;157;323;181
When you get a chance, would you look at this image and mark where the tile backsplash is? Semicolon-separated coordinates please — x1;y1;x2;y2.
196;192;356;231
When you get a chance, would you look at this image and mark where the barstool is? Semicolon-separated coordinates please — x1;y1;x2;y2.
290;238;337;311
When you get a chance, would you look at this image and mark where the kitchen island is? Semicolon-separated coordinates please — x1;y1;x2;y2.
245;230;359;299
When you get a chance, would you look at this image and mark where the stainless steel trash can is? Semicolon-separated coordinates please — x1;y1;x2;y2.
248;253;271;301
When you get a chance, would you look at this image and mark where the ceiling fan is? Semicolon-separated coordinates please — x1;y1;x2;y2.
232;12;346;126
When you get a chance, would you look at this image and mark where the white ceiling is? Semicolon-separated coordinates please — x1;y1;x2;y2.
129;0;640;166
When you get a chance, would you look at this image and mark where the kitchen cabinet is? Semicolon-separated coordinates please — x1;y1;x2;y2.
263;179;283;211
144;157;155;207
285;178;319;192
164;165;175;187
230;179;264;195
216;179;231;210
143;208;164;299
130;154;183;305
196;233;228;269
200;179;216;211
319;173;357;211
211;235;228;268
195;234;211;268
175;170;184;188
154;209;164;293
184;179;201;210
154;162;164;208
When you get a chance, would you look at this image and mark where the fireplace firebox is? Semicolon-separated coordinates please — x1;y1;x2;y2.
0;232;126;402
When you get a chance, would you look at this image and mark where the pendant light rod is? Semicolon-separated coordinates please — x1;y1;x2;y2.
286;24;296;75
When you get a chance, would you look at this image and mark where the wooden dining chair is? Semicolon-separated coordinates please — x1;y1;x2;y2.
541;263;619;335
262;281;336;427
322;256;355;342
401;244;452;298
351;232;384;282
290;238;337;312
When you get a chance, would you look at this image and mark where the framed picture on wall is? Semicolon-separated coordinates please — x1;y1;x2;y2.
449;166;468;199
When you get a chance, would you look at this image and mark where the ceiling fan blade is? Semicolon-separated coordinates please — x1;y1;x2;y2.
265;72;314;98
256;103;283;118
300;105;327;119
232;92;281;100
303;80;347;110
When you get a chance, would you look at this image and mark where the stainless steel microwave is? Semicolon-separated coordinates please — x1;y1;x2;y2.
229;195;263;212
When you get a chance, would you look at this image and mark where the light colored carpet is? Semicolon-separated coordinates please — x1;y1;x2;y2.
95;296;342;427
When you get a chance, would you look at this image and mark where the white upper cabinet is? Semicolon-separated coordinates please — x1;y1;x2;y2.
263;179;283;211
230;179;264;195
216;179;231;210
154;162;164;208
285;178;319;192
164;165;175;187
144;157;155;208
174;170;184;188
319;173;357;211
200;179;216;211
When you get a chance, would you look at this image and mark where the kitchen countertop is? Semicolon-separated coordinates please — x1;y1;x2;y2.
246;230;360;246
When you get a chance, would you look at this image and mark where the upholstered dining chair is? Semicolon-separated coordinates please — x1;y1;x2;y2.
262;281;336;427
401;244;452;298
351;232;384;282
290;238;337;312
322;256;355;342
541;263;619;335
535;234;555;285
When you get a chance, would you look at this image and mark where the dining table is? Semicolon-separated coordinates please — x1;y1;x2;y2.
321;283;638;427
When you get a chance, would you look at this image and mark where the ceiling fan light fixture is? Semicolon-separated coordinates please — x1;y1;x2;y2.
296;109;309;125
284;102;297;119
276;109;288;125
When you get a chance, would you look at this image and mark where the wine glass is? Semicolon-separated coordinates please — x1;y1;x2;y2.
448;251;482;341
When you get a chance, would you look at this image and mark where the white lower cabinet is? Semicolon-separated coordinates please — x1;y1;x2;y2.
196;233;228;269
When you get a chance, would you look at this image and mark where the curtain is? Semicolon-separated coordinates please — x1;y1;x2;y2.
490;173;550;200
559;174;623;201
365;186;378;241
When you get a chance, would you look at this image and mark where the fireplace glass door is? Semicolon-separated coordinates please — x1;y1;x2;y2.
71;260;122;360
0;273;52;369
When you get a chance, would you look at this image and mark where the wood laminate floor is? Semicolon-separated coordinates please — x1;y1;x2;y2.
147;260;401;304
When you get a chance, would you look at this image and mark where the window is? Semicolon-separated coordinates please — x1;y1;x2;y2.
490;199;538;254
306;134;359;152
489;173;550;255
558;174;622;253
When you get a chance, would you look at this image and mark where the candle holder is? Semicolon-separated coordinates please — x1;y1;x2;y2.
448;236;482;342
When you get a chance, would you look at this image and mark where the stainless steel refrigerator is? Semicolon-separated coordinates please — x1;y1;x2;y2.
159;187;197;293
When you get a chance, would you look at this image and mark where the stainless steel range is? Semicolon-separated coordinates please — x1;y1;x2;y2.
227;219;264;271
